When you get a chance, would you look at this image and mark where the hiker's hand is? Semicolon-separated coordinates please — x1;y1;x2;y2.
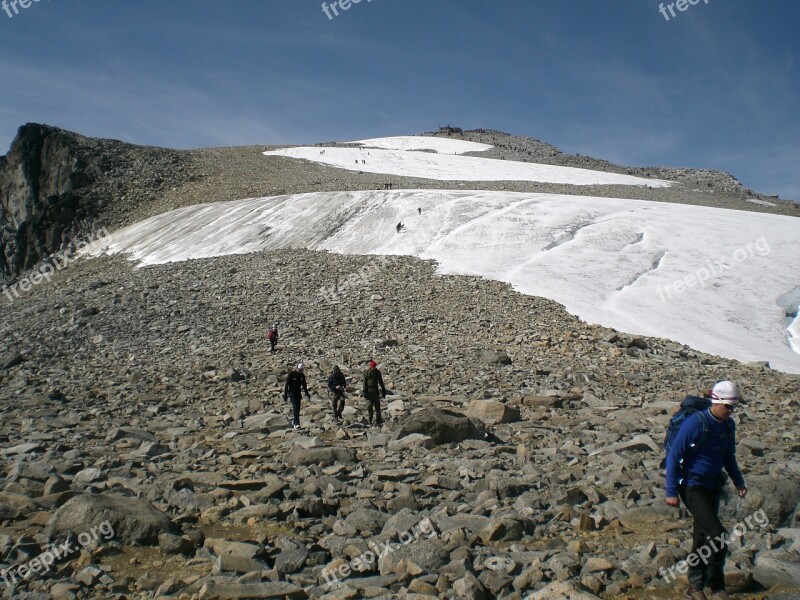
666;497;679;507
736;486;748;498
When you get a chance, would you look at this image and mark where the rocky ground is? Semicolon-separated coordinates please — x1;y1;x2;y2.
0;247;798;599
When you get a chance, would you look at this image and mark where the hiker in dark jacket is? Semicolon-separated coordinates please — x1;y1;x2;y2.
283;363;310;429
664;380;747;600
362;360;386;427
328;365;347;423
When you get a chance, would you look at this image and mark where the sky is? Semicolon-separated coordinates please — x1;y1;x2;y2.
0;1;798;200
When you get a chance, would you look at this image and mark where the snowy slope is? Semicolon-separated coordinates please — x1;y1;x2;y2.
352;136;493;154
264;146;671;187
89;189;800;374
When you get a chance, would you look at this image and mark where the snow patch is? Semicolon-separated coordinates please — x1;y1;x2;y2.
87;189;800;374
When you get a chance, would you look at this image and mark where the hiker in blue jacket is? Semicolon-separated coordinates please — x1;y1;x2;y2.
665;381;747;600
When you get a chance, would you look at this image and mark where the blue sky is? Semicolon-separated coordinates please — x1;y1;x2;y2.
1;1;798;200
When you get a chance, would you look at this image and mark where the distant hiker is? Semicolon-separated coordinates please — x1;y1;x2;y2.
320;149;325;155
418;207;421;215
328;365;347;423
267;324;278;352
396;222;403;233
664;380;747;600
362;360;386;427
283;363;311;429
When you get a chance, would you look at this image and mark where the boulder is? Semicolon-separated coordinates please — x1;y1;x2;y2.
388;433;435;451
393;408;486;445
47;494;176;545
283;446;356;467
753;553;800;589
479;350;512;365
466;400;520;424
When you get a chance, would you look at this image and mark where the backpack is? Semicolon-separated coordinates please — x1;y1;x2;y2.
364;369;379;394
663;395;734;463
268;329;275;341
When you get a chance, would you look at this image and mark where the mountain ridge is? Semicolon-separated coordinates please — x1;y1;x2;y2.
2;123;798;287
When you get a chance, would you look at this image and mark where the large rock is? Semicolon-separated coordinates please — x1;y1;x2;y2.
479;350;512;365
466;400;520;424
377;538;449;576
47;494;176;545
393;408;486;445
753;553;800;589
243;413;291;433
528;582;601;599
198;581;306;599
283;446;356;467
388;433;435;451
723;475;800;527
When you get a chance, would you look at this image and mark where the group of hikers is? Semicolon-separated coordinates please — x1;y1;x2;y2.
281;360;387;430
270;322;751;599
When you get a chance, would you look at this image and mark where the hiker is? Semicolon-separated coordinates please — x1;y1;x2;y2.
664;380;747;600
328;365;347;423
418;207;421;215
362;360;386;427
267;324;278;352
283;363;311;429
396;222;403;233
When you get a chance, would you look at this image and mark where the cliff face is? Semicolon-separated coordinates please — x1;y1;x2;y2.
0;124;104;282
0;123;192;285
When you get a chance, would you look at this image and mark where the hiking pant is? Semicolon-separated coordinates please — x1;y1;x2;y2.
679;485;727;592
331;392;345;419
366;396;382;424
289;394;301;427
270;338;277;352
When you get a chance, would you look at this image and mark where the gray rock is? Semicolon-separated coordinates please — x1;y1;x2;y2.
158;532;195;555
394;408;486;445
274;547;308;575
388;433;435;451
217;553;268;574
47;494;176;545
198;581;307;599
480;351;512;365
377;538;448;576
283;447;356;466
753;553;800;589
466;400;520;424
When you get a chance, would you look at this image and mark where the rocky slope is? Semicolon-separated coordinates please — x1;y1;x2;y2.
0;248;798;599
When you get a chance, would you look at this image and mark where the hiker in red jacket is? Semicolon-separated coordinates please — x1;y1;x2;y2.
268;324;278;352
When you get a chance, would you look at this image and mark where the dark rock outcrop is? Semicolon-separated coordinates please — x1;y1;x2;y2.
0;123;190;284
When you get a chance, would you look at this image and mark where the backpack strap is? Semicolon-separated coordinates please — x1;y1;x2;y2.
694;409;713;450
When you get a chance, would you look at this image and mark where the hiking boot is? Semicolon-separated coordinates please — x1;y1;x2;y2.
293;424;300;430
684;587;706;600
707;591;730;600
